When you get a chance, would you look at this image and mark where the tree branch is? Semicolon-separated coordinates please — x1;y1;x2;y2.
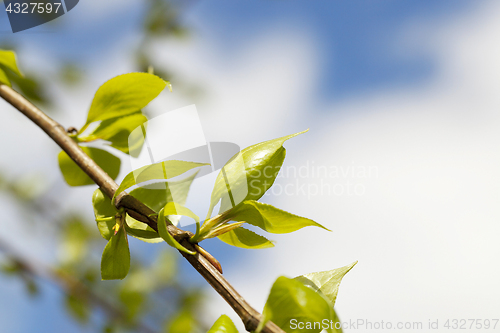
0;237;158;333
0;84;285;333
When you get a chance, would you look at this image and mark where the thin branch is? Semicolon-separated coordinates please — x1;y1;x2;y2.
0;237;158;333
0;84;285;333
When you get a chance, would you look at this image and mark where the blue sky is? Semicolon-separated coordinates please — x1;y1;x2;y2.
188;0;474;98
2;1;500;332
1;0;475;99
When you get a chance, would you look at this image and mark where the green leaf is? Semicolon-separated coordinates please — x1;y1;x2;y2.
83;73;166;128
92;188;118;240
128;171;198;225
119;288;145;320
207;315;239;333
0;50;23;83
228;200;330;234
124;215;162;243
59;217;90;265
157;203;196;255
7;73;47;105
167;309;195;333
257;276;333;333
58;147;121;186
123;172;199;243
80;112;148;156
199;221;245;240
113;160;207;202
294;262;357;308
162;201;200;239
65;294;90;323
208;130;308;218
217;227;274;249
101;220;130;280
0;68;10;86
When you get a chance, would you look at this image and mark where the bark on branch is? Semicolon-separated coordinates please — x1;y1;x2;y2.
0;84;284;333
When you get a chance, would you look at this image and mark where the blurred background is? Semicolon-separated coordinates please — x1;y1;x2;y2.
1;0;500;332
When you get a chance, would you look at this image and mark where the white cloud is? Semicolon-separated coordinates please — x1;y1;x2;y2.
148;2;500;332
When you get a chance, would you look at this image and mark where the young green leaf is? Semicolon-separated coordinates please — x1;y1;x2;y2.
157;203;197;255
59;217;91;265
294;261;357;307
0;69;10;86
228;200;330;234
122;172;199;243
92;188;117;218
200;221;245;240
82;73;166;129
0;50;23;86
207;130;308;218
101;219;130;280
79;112;148;156
167;309;195;333
124;215;162;243
59;147;121;186
257;276;333;333
119;287;145;320
217;227;274;249
113;160;207;202
92;188;118;240
128;171;198;225
207;315;239;333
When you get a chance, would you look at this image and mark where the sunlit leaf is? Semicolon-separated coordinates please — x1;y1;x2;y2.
257;276;333;333
228;200;329;234
207;315;239;333
80;112;148;156
8;73;48;105
200;221;245;240
124;215;162;243
208;130;308;218
157;202;196;255
294;262;357;307
92;188;117;240
119;288;145;320
123;172;199;243
113;160;207;202
58;147;120;186
101;221;130;280
128;171;198;225
83;73;166;128
59;217;90;265
0;69;10;86
150;250;178;287
217;227;274;249
0;50;23;82
167;309;195;333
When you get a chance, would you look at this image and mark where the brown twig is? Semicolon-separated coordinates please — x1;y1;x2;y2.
0;84;285;333
0;237;157;333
